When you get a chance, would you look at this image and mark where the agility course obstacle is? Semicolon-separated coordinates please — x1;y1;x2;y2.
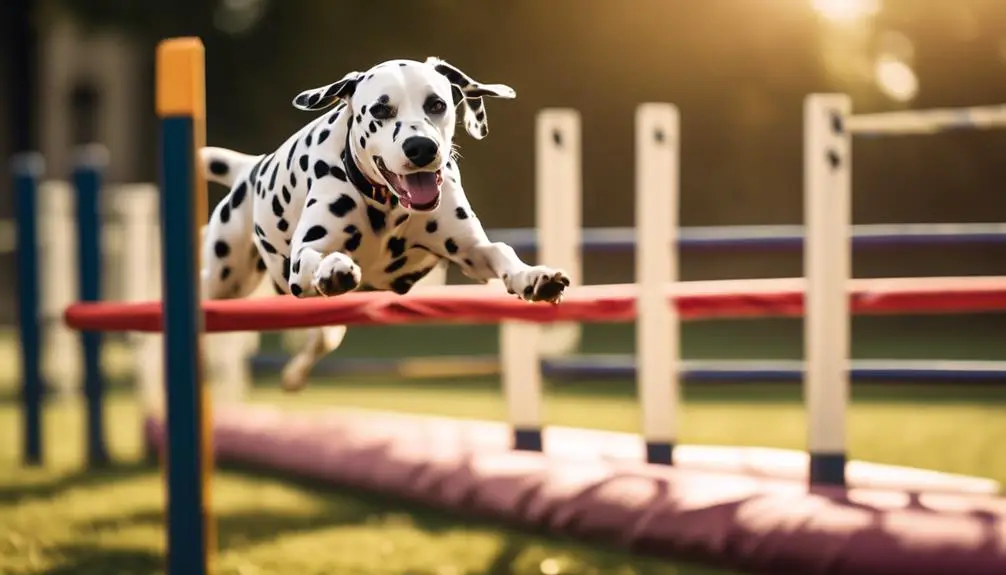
0;32;997;573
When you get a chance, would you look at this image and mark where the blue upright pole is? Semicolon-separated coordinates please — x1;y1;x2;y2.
11;152;45;466
73;144;110;467
157;37;214;575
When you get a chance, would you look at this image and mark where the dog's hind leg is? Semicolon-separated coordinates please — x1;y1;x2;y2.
279;325;348;392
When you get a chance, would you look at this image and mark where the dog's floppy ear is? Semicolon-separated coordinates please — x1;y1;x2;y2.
425;57;515;140
292;70;363;112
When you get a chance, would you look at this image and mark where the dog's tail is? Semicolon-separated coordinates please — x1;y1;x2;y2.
198;146;260;188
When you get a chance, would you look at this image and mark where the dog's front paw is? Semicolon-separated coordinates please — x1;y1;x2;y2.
312;253;362;297
503;266;570;304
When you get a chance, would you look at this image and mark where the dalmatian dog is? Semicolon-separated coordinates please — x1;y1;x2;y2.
197;57;570;391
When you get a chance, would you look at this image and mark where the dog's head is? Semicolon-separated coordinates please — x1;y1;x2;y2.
292;57;515;212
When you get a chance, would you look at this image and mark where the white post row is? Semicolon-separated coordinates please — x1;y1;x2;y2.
803;94;853;487
39;180;82;401
499;104;680;460
116;186;167;413
634;104;681;465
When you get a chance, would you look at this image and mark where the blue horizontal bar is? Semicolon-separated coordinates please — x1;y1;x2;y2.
486;223;1006;253
248;354;1006;382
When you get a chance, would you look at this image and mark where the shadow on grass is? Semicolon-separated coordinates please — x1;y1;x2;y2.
38;544;162;575
0;462;153;506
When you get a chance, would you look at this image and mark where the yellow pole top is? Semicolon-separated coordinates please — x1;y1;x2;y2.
156;37;206;118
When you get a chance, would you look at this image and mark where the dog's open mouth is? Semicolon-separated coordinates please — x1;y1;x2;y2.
374;157;443;211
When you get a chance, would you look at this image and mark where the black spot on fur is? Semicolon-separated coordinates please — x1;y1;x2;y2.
277;219;289;232
291;284;303;297
257;258;267;271
318;129;331;145
230;182;248;209
268;163;278;190
390;267;434;295
306;198;317;208
305;133;313;147
285;142;297;169
248;160;261;186
384;256;408;274
209;160;229;176
330;165;347;181
307;178;313;190
444;238;458;254
282;258;291;282
220;266;231;280
290;171;298;188
219;202;231;224
214;241;230;258
343;225;362;252
394;213;409;227
302;225;328;243
366;205;386;233
260;239;278;254
292;260;300;274
272;281;285;294
392;122;402;140
307;93;321;107
464;258;475;267
281;186;292;204
313;160;331;179
455;207;469;220
386;236;407;258
359;136;366;149
299;154;309;171
425;220;438;233
254;224;266;237
271;195;284;217
368;121;377;134
329;194;357;217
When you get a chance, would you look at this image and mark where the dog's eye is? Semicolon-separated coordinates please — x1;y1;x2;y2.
370;103;394;119
424;97;447;115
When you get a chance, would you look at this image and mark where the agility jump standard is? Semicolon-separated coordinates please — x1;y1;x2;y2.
155;38;214;575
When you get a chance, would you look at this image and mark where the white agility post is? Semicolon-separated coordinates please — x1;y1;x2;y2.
803;94;852;487
117;185;165;413
534;109;582;356
39;180;81;401
634;103;680;465
499;285;544;451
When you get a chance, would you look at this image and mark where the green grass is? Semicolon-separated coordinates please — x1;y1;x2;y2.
0;387;749;575
3;378;1006;575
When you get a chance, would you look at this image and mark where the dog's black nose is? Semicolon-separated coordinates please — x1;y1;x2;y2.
402;136;439;167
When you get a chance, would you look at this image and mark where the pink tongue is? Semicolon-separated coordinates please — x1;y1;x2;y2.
400;172;440;207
